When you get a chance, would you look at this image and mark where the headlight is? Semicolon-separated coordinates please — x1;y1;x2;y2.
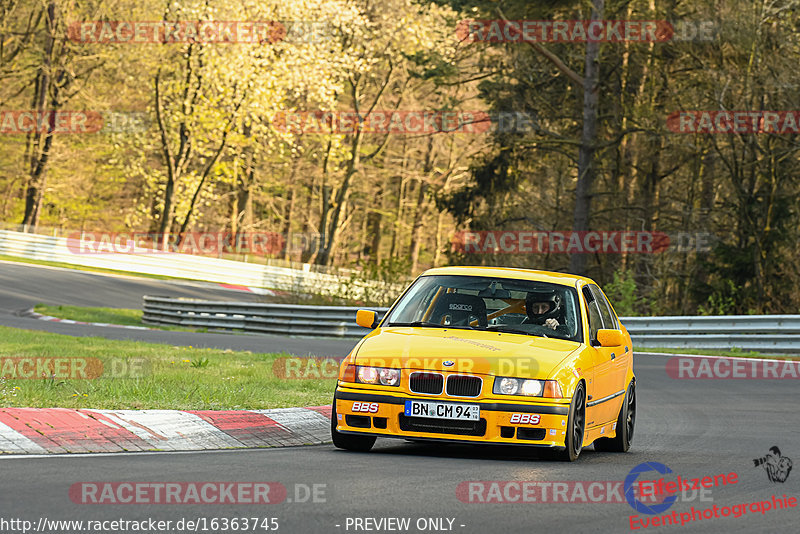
493;377;554;397
520;379;543;396
498;377;520;395
354;366;401;386
378;368;400;386
357;367;379;384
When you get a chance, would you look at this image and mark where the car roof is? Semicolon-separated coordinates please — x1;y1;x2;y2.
419;266;597;287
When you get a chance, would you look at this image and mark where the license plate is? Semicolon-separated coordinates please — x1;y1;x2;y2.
405;400;480;421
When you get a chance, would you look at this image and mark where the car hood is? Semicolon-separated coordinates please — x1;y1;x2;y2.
352;326;580;379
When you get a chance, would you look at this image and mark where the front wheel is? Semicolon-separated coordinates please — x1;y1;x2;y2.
330;395;376;452
594;380;635;452
553;382;586;462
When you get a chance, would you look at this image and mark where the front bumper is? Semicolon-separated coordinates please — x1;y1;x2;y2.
334;387;570;447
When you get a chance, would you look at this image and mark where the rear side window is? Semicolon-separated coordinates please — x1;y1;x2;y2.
589;285;618;330
582;287;603;342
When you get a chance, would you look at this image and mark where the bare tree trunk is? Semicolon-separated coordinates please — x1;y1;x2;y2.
371;170;393;263
154;43;200;249
315;66;394;266
357;215;369;262
568;0;604;275
365;210;382;260
280;166;297;261
408;180;429;273
176;122;235;237
389;139;409;258
318;124;362;266
312;138;334;264
409;137;435;274
389;174;407;258
433;211;445;266
21;0;56;231
299;171;316;263
232;121;256;235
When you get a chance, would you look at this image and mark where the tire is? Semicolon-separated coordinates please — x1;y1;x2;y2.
554;382;586;462
330;395;376;452
594;380;635;453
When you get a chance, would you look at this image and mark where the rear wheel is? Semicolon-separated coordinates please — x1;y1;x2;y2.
554;382;585;462
330;395;376;452
594;380;635;452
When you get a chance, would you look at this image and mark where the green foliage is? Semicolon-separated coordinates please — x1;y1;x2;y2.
334;258;413;307
190;357;211;369
604;269;639;317
697;280;740;316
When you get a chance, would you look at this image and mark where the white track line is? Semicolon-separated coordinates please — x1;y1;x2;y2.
0;421;47;454
636;351;798;363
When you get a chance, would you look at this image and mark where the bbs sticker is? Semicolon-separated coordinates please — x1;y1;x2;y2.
509;413;541;425
352;402;379;413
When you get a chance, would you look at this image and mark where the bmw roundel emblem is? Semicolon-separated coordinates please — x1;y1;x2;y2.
443;360;455;367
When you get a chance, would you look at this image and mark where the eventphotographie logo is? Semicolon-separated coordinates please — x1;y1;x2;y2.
753;446;793;483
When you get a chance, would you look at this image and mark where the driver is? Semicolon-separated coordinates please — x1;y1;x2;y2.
524;290;561;330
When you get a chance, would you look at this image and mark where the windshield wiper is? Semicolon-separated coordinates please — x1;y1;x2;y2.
486;325;548;338
388;321;475;330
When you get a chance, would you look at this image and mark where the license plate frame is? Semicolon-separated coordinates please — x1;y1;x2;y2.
404;400;480;421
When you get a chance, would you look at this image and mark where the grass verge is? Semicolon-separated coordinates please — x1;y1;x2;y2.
0;326;335;410
33;304;206;333
35;304;145;326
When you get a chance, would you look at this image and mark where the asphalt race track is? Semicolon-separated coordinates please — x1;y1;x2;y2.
0;261;356;356
0;261;797;532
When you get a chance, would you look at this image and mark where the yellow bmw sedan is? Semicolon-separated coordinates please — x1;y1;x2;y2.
331;266;635;461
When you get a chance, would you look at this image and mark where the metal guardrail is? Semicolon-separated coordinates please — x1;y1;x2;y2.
142;297;800;353
143;296;390;338
621;316;800;353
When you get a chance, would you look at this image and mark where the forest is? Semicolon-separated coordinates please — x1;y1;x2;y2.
1;0;798;315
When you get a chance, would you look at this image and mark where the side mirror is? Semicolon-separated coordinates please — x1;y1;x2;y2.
596;329;623;347
356;309;379;329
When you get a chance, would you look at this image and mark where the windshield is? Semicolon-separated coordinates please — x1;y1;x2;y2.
384;275;583;343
